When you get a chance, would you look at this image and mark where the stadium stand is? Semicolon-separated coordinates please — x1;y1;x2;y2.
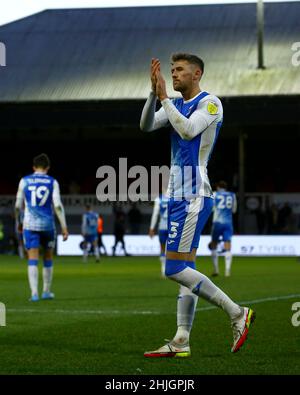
0;2;299;245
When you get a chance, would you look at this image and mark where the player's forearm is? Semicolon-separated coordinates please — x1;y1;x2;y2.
15;197;23;210
54;205;67;230
140;92;169;132
150;211;159;230
52;180;67;230
161;99;208;140
15;179;25;217
14;197;23;225
140;92;158;131
149;200;160;230
14;206;20;226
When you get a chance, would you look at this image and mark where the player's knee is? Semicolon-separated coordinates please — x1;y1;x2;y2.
44;251;53;260
224;242;231;251
179;284;195;296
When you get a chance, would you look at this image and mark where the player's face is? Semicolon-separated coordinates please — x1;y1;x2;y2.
171;60;199;92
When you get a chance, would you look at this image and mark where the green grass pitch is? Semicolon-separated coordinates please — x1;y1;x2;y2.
0;255;300;375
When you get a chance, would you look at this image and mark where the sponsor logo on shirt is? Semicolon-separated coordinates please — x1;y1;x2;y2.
207;101;218;115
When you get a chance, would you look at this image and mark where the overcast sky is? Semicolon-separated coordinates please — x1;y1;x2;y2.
0;0;298;27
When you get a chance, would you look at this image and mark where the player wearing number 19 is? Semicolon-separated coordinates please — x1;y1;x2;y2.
15;153;69;301
210;181;237;277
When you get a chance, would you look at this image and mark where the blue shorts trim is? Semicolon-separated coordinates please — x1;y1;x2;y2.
165;259;196;276
211;223;233;242
28;259;38;266
85;234;98;243
166;197;213;253
23;229;56;250
43;259;53;268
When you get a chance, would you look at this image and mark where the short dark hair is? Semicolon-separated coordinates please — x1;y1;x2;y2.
218;180;228;190
171;53;204;74
33;153;50;169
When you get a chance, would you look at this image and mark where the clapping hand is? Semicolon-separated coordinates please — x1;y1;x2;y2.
150;58;160;93
150;58;168;101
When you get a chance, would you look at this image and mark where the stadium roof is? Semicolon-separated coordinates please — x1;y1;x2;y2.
0;2;299;101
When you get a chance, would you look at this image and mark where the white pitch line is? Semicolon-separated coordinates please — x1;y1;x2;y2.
195;293;300;312
6;294;300;316
6;308;161;316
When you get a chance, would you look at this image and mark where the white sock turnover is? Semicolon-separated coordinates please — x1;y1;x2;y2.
211;249;219;273
225;251;232;275
43;266;53;293
173;285;198;345
28;266;38;296
169;267;241;320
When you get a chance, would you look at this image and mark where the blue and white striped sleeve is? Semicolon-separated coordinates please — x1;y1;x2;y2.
140;92;169;132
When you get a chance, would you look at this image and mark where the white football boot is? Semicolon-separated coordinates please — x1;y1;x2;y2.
231;307;255;353
144;340;191;358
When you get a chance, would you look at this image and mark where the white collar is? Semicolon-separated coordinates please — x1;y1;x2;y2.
183;91;204;104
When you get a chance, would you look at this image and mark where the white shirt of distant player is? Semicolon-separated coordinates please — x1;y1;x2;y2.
150;195;168;231
16;174;64;231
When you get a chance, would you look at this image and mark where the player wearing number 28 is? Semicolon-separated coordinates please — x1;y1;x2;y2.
210;181;237;277
15;153;68;301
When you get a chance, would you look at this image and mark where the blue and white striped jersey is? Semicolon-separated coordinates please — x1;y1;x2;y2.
16;173;60;231
141;90;223;199
150;194;168;231
82;211;99;236
169;92;222;199
212;190;237;226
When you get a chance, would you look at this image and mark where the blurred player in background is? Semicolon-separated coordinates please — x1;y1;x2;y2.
149;190;168;277
140;53;254;357
112;204;130;256
97;214;107;256
81;205;100;262
15;153;68;301
0;220;4;253
210;181;237;277
15;209;25;259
